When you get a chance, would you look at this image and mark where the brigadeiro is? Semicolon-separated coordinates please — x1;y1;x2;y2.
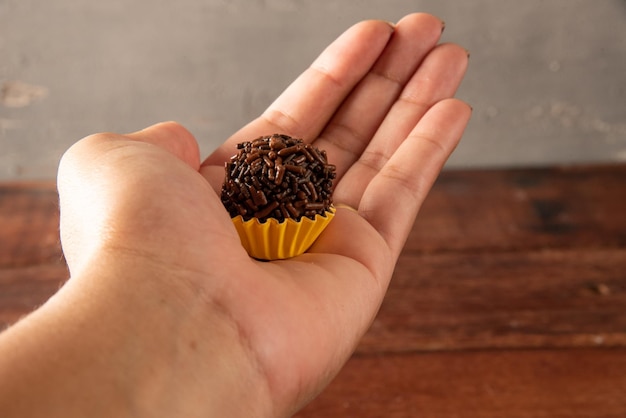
221;133;336;260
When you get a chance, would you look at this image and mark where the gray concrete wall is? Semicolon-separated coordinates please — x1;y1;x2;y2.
1;0;625;180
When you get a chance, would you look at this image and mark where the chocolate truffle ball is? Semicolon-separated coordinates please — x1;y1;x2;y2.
221;134;336;223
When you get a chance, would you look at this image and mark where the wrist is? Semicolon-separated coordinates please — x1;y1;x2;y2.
0;251;273;417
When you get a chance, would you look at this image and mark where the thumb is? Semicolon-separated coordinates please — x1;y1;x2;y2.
124;121;201;170
56;122;208;276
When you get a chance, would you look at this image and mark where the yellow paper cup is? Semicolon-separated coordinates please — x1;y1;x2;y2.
231;206;335;260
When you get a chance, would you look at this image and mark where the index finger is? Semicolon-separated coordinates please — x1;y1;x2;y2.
202;19;394;168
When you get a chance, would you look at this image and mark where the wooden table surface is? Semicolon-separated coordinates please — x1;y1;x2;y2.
1;165;625;417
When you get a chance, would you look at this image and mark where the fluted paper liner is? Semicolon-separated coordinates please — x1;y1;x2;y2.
231;206;335;260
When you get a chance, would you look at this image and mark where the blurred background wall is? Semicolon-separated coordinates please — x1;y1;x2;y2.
1;0;625;180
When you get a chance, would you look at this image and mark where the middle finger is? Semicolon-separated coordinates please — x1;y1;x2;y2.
334;42;469;209
313;13;444;176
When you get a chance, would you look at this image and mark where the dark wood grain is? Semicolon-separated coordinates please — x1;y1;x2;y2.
0;183;66;329
359;248;626;353
1;165;625;417
408;165;626;253
0;182;61;268
295;348;626;418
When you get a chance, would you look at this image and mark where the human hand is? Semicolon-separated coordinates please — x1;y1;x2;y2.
196;12;470;412
1;13;470;418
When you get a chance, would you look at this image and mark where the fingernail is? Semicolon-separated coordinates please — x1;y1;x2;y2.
441;20;446;33
465;48;471;59
383;20;396;29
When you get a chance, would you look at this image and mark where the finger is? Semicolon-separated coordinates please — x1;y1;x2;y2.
308;206;393;283
201;19;395;169
312;13;445;177
125;121;201;170
358;98;472;257
334;43;469;207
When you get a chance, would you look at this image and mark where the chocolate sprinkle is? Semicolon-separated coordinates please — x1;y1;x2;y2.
221;134;336;223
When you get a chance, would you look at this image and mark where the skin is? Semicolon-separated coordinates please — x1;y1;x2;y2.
0;13;471;418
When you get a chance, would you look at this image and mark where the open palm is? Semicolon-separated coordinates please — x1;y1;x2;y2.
58;13;470;416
